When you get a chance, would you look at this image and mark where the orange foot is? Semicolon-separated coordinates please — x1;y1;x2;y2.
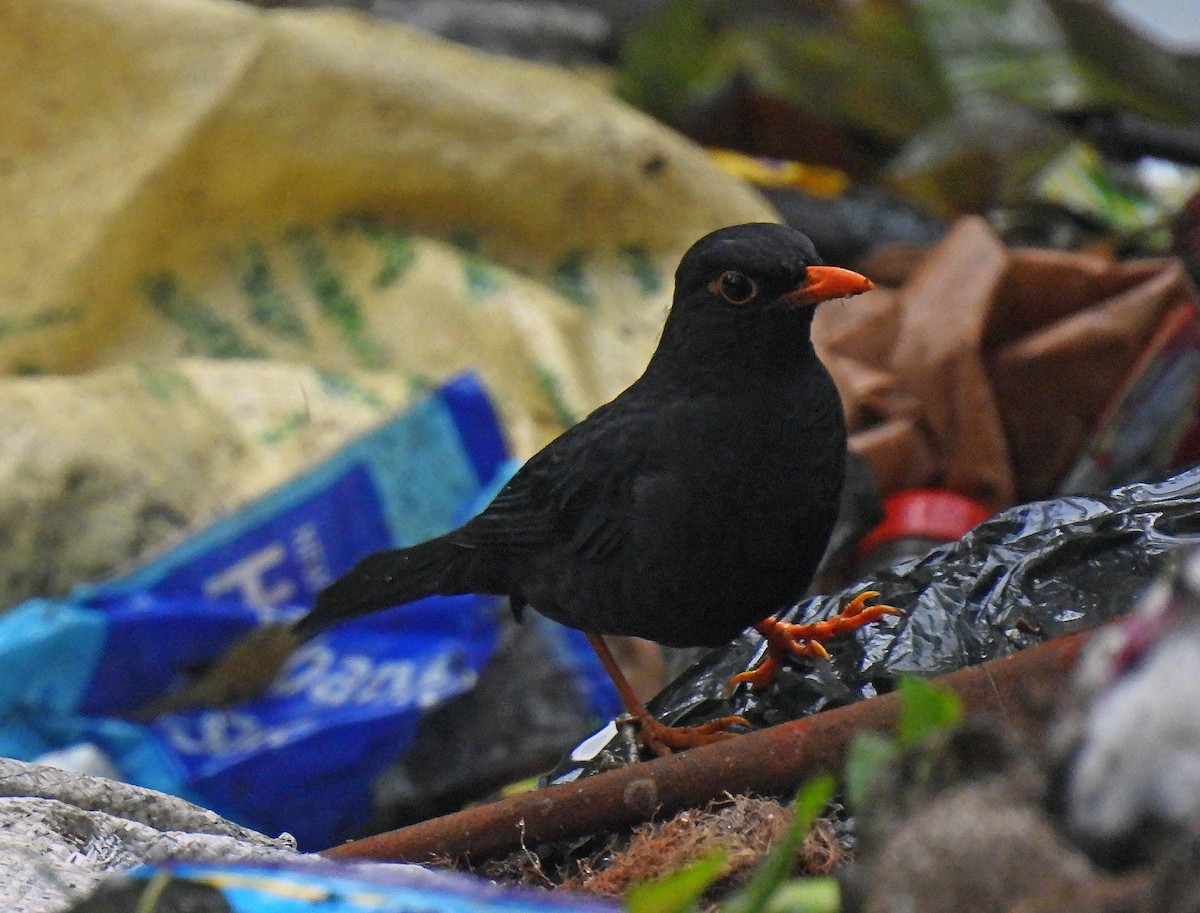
631;712;752;758
586;631;752;757
726;591;903;694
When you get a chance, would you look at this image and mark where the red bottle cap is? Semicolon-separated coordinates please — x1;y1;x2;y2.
856;488;993;561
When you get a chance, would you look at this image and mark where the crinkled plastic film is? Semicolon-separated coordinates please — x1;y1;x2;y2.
559;465;1200;773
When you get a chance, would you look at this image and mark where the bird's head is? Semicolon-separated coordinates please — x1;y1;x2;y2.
655;223;874;375
672;222;874;319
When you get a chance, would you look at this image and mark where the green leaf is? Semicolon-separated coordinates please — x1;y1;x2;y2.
792;774;837;828
843;677;963;812
625;851;727;913
721;776;836;913
762;877;841;913
895;676;963;750
614;0;727;118
843;731;896;812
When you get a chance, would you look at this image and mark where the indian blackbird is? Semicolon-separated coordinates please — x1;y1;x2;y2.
297;222;896;755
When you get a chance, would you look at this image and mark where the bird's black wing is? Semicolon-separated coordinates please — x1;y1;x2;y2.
448;390;656;562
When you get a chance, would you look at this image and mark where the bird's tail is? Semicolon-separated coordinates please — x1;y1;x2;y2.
293;536;473;641
133;537;475;721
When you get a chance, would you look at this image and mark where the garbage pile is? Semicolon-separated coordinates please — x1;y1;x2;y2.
2;0;1200;910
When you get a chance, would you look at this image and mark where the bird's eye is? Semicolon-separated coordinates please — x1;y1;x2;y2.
709;270;758;305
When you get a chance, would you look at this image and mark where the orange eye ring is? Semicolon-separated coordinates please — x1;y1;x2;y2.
709;270;758;305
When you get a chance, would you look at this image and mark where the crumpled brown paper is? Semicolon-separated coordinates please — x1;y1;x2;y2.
815;217;1197;508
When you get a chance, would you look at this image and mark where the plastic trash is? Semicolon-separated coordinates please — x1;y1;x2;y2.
67;857;620;913
554;464;1200;776
0;376;614;848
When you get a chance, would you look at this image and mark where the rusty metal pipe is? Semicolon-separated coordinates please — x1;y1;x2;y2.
325;630;1088;862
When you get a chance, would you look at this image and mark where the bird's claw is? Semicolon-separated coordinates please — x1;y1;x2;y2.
628;713;752;757
832;590;904;628
726;591;903;694
725;653;781;694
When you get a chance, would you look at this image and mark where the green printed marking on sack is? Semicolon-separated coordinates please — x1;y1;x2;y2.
342;215;418;288
291;229;387;369
535;364;580;429
315;367;387;410
0;304;82;338
138;366;195;403
145;275;265;358
406;372;437;398
262;409;312;445
553;250;596;306
451;231;504;299
238;242;309;343
621;244;664;296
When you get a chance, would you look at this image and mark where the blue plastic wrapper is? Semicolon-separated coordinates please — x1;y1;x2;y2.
71;857;621;913
0;375;612;849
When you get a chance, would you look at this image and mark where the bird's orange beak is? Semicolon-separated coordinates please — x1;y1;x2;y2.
781;266;874;308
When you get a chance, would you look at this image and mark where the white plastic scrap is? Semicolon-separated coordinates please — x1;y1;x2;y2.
0;757;297;912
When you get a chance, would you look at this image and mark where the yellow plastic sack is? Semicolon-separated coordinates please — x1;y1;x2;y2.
0;360;420;602
0;0;775;605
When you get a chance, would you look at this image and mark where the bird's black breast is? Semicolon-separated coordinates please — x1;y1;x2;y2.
514;360;847;648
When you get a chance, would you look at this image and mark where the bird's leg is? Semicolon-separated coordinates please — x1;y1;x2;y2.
585;632;750;757
726;591;903;694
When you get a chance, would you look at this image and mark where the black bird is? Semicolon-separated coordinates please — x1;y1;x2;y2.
297;222;895;754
